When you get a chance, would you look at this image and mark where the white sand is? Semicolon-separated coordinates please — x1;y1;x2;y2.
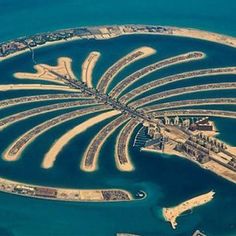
96;46;156;92
3;105;106;162
82;52;100;88
1;25;236;64
42;110;120;169
81;115;128;172
121;25;236;48
14;57;76;84
163;190;215;229
115;121;138;171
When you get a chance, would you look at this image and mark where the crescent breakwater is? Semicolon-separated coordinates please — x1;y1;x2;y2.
1;24;236;61
0;176;135;202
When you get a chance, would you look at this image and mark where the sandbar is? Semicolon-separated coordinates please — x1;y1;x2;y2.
82;51;100;88
163;190;215;229
14;57;76;84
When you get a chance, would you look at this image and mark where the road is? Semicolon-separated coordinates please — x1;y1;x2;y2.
49;70;154;123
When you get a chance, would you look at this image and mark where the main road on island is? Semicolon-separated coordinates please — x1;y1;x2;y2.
49;70;154;124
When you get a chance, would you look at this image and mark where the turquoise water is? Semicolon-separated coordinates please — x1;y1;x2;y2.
0;0;236;43
0;1;236;236
0;34;235;236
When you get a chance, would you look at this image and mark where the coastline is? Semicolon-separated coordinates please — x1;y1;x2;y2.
42;110;120;169
0;175;135;202
1;25;235;63
162;190;215;229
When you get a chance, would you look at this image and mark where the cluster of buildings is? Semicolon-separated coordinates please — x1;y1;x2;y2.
133;122;166;150
101;190;130;201
116;119;139;165
0;99;96;128
84;115;128;168
110;51;201;99
97;50;145;92
189;117;214;131
181;119;236;171
0;178;132;201
133;82;236;109
0;25;170;58
6;106;106;159
163;116;214;132
0;93;83;109
139;115;236;177
120;61;236;105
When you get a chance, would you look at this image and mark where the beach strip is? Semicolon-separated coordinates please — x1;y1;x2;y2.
42;110;121;169
163;190;215;229
96;47;156;93
82;51;101;88
14;57;76;84
0;84;79;92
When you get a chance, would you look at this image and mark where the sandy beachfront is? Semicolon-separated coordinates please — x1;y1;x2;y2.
14;57;76;84
163;190;215;229
0;175;133;201
1;25;236;65
0;84;78;92
0;36;85;62
121;25;236;48
96;46;156;92
82;51;101;88
171;27;236;48
114;121;138;171
42;110;120;169
3;105;107;162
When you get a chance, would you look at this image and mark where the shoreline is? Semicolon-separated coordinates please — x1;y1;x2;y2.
0;175;136;202
0;25;235;63
42;110;120;169
162;190;215;229
14;57;76;84
82;51;101;88
142;121;236;184
114;120;138;171
3;105;106;162
81;115;128;172
96;46;156;93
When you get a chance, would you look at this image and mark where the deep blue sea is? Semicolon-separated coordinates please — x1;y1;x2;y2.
0;1;236;236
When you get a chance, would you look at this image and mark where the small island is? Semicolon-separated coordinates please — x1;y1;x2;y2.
163;191;215;229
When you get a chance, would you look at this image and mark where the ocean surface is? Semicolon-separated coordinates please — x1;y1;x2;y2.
0;1;236;236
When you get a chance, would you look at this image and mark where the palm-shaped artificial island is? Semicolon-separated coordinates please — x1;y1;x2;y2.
1;25;236;230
